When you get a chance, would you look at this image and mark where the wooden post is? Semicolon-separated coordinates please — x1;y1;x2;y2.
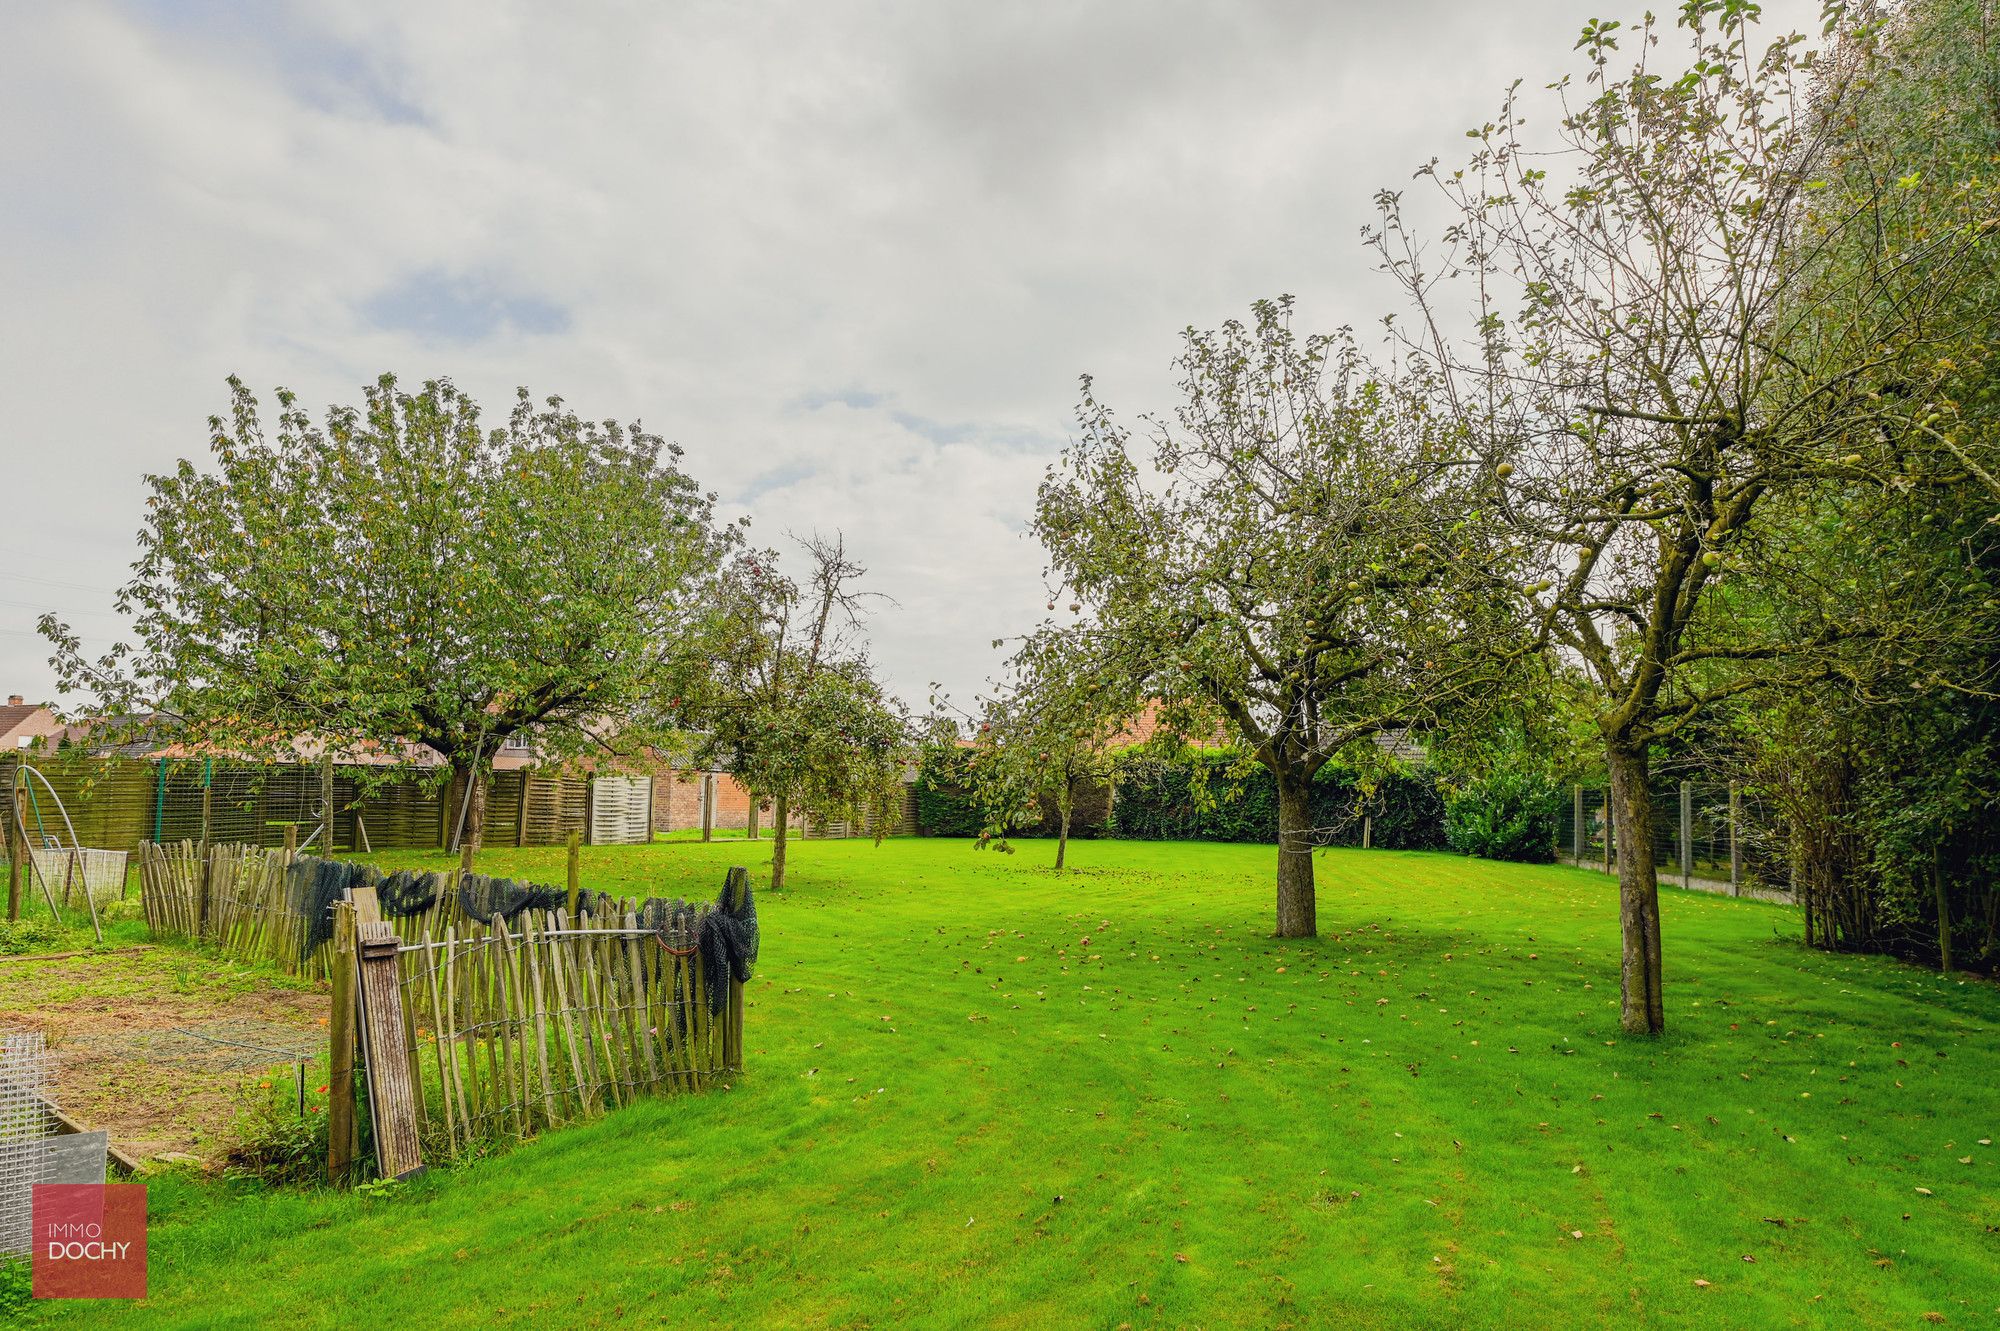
1571;784;1583;862
1361;815;1372;850
198;764;213;911
320;752;335;854
1679;781;1692;890
459;776;478;876
328;901;358;1185
6;785;23;922
1933;849;1952;973
284;823;298;859
356;919;425;1180
566;830;581;916
1728;781;1742;896
701;775;715;843
722;865;748;1073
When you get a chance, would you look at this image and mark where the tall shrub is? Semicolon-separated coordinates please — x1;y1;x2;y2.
1442;770;1561;864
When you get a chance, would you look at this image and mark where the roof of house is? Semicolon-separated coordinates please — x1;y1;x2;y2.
0;701;63;749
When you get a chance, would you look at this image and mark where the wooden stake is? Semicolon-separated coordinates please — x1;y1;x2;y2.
1728;780;1742;896
7;785;25;922
723;866;749;1073
327;902;358;1185
566;830;581;916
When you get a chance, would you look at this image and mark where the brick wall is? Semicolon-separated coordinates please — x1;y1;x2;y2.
654;769;757;831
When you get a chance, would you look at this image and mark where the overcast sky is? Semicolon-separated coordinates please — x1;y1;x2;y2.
0;0;1816;715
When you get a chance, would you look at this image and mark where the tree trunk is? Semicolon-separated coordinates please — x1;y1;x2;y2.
1275;776;1316;938
1606;739;1664;1034
746;792;760;841
1055;804;1071;871
449;762;489;859
771;791;790;891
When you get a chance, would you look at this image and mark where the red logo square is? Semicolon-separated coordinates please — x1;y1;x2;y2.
31;1184;147;1300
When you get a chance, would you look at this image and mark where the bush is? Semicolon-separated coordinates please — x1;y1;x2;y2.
1443;769;1561;863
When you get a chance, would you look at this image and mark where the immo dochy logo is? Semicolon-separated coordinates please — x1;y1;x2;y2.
32;1184;147;1299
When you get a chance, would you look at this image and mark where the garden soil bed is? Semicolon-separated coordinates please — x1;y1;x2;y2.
0;946;329;1166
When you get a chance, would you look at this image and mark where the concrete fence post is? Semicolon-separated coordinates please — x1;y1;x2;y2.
1679;781;1692;890
1729;780;1742;897
1601;790;1612;876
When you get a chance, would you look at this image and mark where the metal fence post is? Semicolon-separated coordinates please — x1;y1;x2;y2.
1602;790;1612;876
1728;780;1742;897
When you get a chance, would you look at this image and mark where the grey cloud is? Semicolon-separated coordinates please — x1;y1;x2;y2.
0;0;1823;713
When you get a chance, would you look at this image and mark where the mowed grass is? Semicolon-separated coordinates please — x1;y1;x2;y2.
36;838;2000;1329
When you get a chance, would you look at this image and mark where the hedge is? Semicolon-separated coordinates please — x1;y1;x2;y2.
916;743;1446;848
913;747;984;837
1106;748;1444;849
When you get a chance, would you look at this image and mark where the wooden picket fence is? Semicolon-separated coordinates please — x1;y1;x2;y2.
337;903;742;1167
136;841;327;977
323;868;751;1179
136;841;751;1177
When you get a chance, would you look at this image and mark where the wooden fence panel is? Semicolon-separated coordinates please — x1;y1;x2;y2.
587;776;653;846
520;775;587;846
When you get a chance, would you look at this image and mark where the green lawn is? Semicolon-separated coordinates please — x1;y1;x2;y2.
29;838;2000;1329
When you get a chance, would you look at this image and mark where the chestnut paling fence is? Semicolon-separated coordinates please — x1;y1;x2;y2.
357;905;743;1165
136;841;325;974
136;842;752;1176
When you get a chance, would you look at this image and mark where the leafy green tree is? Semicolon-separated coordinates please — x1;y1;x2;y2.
1035;302;1528;937
40;374;737;849
1371;2;1995;1029
967;627;1137;870
1719;0;2000;971
694;534;911;889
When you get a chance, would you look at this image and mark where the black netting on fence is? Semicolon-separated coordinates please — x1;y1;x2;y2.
715;872;758;974
379;869;444;918
289;857;376;964
456;872;567;924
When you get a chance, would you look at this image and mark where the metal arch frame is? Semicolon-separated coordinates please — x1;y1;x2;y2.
9;764;102;942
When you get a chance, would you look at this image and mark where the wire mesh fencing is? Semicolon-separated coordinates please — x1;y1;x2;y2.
0;1033;55;1260
1553;780;1793;900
